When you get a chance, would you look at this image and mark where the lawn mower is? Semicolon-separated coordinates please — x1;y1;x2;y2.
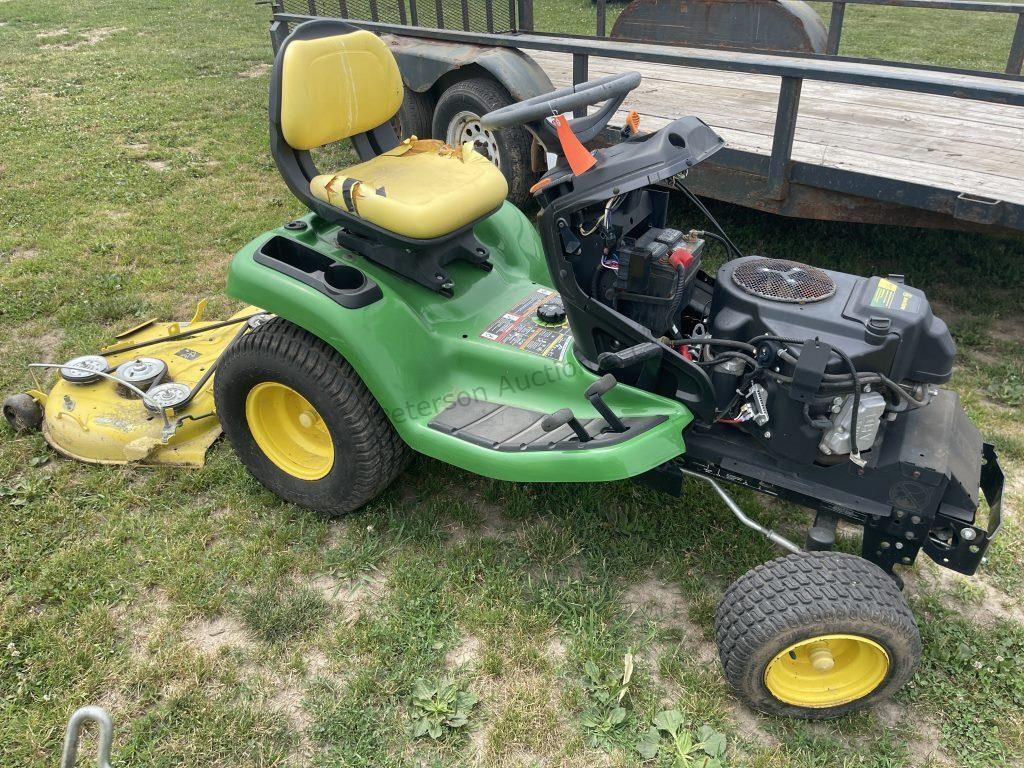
5;19;1004;718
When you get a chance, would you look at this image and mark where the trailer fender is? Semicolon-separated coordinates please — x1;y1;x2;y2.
383;35;554;102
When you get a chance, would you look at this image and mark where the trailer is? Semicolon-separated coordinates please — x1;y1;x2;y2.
262;0;1024;234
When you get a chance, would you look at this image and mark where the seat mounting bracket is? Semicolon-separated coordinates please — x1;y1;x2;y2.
335;228;492;297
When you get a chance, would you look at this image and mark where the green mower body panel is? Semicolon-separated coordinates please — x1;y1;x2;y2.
226;203;691;482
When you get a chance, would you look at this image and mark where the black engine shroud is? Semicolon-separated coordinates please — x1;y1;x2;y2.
710;257;956;384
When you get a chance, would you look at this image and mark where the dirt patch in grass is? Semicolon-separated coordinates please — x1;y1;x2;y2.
143;159;170;172
987;314;1024;346
247;651;352;765
110;588;176;661
937;573;1024;626
7;247;40;263
33;329;65;361
874;701;951;767
99;208;133;224
543;634;568;664
302;570;389;625
238;62;271;79
41;27;125;51
448;501;511;544
623;576;717;663
183;615;252;657
906;719;950;767
907;563;1024;626
446;634;483;669
727;703;780;749
28;88;56;106
36;28;69;39
265;676;312;731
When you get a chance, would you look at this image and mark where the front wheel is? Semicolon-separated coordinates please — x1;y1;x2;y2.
3;393;43;433
213;318;410;516
432;77;535;208
714;551;922;718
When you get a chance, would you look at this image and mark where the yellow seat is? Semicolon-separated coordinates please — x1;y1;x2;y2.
309;139;508;240
277;26;507;240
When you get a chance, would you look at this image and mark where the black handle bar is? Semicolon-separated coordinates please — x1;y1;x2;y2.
480;71;642;151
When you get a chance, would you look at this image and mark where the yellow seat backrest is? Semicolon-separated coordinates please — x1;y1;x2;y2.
280;29;403;152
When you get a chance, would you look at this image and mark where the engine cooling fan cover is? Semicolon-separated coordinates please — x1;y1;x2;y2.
732;257;836;303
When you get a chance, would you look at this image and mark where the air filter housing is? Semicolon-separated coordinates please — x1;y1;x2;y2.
732;257;835;303
709;256;955;385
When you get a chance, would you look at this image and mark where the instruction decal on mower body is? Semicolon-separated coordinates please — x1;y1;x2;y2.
480;288;572;361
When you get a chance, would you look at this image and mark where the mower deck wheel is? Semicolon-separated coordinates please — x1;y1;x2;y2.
714;551;921;718
213;318;411;515
3;393;43;434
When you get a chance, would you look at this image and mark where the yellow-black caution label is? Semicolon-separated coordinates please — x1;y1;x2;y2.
870;278;919;313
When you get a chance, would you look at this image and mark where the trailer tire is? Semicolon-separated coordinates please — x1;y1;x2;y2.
432;77;535;207
214;318;411;516
715;551;921;718
392;87;434;140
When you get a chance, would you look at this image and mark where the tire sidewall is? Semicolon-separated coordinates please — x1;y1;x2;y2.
215;343;357;506
393;87;434;140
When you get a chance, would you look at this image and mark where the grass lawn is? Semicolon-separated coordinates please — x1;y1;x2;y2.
1;1;1023;767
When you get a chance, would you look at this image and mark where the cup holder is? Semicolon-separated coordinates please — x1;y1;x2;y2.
324;263;367;293
253;235;382;309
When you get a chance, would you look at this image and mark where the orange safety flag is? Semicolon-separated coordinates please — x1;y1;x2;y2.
552;114;596;176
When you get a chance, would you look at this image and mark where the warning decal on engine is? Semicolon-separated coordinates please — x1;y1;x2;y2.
870;278;919;313
480;288;572;361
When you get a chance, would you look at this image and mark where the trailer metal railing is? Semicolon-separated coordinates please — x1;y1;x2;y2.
589;0;1024;75
271;0;530;33
822;1;1024;74
269;1;1024;75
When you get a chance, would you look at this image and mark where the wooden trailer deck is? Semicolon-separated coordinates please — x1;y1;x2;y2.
528;48;1024;230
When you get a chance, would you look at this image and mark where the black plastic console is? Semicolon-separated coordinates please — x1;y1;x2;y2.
254;235;382;308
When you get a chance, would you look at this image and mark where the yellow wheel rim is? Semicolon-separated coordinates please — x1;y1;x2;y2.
245;382;334;481
764;634;890;708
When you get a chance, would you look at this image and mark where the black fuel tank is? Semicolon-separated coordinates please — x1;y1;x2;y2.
709;257;955;383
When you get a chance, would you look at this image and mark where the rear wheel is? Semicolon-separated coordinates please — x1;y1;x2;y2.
714;551;921;718
213;318;410;515
432;77;535;207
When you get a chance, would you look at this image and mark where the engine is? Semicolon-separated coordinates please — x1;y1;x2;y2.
550;167;996;576
583;215;957;467
698;256;956;465
566;187;960;468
